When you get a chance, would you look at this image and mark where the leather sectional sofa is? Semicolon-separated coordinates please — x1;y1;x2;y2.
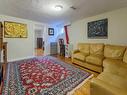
72;43;127;95
72;43;126;73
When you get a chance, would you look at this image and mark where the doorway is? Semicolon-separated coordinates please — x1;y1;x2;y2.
35;29;44;56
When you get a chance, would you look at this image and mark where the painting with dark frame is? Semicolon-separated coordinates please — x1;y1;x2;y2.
87;18;108;38
48;28;54;36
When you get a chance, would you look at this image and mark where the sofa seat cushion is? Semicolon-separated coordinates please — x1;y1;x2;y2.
97;72;127;90
73;52;88;61
103;59;124;72
86;55;104;66
103;59;127;78
91;78;127;95
103;58;124;65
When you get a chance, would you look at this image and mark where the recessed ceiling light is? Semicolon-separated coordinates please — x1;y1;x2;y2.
54;5;63;11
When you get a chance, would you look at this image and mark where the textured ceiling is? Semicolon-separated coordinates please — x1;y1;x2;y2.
0;0;127;25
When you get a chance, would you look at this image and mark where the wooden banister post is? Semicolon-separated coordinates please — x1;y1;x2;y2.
3;42;7;64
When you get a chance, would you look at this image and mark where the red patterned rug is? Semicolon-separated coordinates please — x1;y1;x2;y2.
2;56;92;95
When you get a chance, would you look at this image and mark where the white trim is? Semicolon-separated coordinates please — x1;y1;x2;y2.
8;56;35;62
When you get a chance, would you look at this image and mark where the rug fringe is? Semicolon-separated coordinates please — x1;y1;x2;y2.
67;74;93;95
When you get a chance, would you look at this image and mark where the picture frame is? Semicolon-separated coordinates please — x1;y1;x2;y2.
4;21;28;38
48;28;54;36
87;18;108;39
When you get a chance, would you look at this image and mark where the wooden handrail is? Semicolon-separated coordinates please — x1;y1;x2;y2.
3;42;7;64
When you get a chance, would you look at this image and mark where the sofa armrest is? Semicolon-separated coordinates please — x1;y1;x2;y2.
71;49;79;62
72;49;79;54
90;78;127;95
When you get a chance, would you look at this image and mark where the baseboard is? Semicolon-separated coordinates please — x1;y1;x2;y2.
8;56;35;62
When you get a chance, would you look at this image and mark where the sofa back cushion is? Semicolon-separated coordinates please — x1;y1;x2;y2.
104;44;126;59
78;43;89;54
123;49;127;63
90;43;104;56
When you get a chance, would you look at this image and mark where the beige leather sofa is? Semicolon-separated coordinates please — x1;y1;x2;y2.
72;43;104;73
91;46;127;95
72;43;127;95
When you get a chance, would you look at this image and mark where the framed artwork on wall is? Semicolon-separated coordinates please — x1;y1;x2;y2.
4;21;28;38
87;18;108;39
48;28;54;36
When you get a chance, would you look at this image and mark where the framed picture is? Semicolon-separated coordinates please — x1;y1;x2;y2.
87;18;108;38
4;21;28;38
48;28;54;36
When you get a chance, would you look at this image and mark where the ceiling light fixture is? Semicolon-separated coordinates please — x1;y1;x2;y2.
54;5;63;11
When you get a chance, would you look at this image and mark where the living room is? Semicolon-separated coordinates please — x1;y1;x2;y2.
0;0;127;95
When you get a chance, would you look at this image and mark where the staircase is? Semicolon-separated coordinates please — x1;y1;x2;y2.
0;22;7;92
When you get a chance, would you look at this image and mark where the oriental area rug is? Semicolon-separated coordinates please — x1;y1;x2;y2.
2;56;92;95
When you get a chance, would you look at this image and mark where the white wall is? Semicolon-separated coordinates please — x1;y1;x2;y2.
55;26;65;54
44;25;59;55
0;15;47;61
69;7;127;49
